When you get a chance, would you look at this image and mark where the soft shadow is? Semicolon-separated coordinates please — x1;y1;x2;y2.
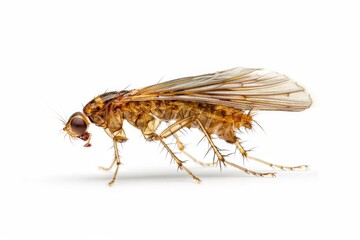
45;169;260;184
43;167;316;185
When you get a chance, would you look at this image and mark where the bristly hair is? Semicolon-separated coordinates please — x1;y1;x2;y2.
49;106;67;125
245;109;265;133
51;106;74;144
252;118;265;133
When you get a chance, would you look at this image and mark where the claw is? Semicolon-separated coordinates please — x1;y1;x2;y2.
194;177;202;183
108;180;115;187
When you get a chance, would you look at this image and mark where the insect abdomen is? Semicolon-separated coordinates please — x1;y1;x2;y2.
148;100;252;143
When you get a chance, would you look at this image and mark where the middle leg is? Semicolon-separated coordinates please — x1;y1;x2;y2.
145;116;202;183
156;135;201;183
173;133;214;167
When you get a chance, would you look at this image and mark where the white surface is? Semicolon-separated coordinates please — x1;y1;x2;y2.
0;0;358;239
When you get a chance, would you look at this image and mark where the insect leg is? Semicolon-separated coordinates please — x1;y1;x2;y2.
235;140;309;171
173;133;214;167
159;116;197;138
108;139;121;186
99;159;116;171
146;116;201;183
196;119;275;177
101;128;127;186
99;129;126;171
156;135;201;183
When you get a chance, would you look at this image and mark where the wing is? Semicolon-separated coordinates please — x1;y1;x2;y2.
118;67;312;111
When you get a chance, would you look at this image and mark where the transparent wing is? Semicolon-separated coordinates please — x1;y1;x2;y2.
119;67;312;111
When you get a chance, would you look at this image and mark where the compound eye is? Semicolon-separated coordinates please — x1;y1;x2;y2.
70;117;87;136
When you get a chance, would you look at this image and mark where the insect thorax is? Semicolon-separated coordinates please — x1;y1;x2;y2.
83;91;128;130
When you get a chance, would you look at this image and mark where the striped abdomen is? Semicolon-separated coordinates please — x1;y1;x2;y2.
122;100;252;143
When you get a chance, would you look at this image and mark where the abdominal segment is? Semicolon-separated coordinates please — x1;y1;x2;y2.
121;100;252;143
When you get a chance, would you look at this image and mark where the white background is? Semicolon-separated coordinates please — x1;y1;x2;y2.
0;0;359;239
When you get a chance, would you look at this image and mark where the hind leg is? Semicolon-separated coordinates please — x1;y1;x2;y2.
196;120;276;177
235;139;309;171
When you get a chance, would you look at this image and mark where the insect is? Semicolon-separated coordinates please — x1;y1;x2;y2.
63;67;312;186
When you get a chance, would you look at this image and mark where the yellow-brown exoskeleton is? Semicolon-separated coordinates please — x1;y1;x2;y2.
63;67;312;186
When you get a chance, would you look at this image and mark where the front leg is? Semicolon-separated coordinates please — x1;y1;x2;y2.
99;128;127;186
100;128;127;172
108;139;121;186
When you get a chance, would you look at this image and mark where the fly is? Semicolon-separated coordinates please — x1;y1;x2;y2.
63;67;312;186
